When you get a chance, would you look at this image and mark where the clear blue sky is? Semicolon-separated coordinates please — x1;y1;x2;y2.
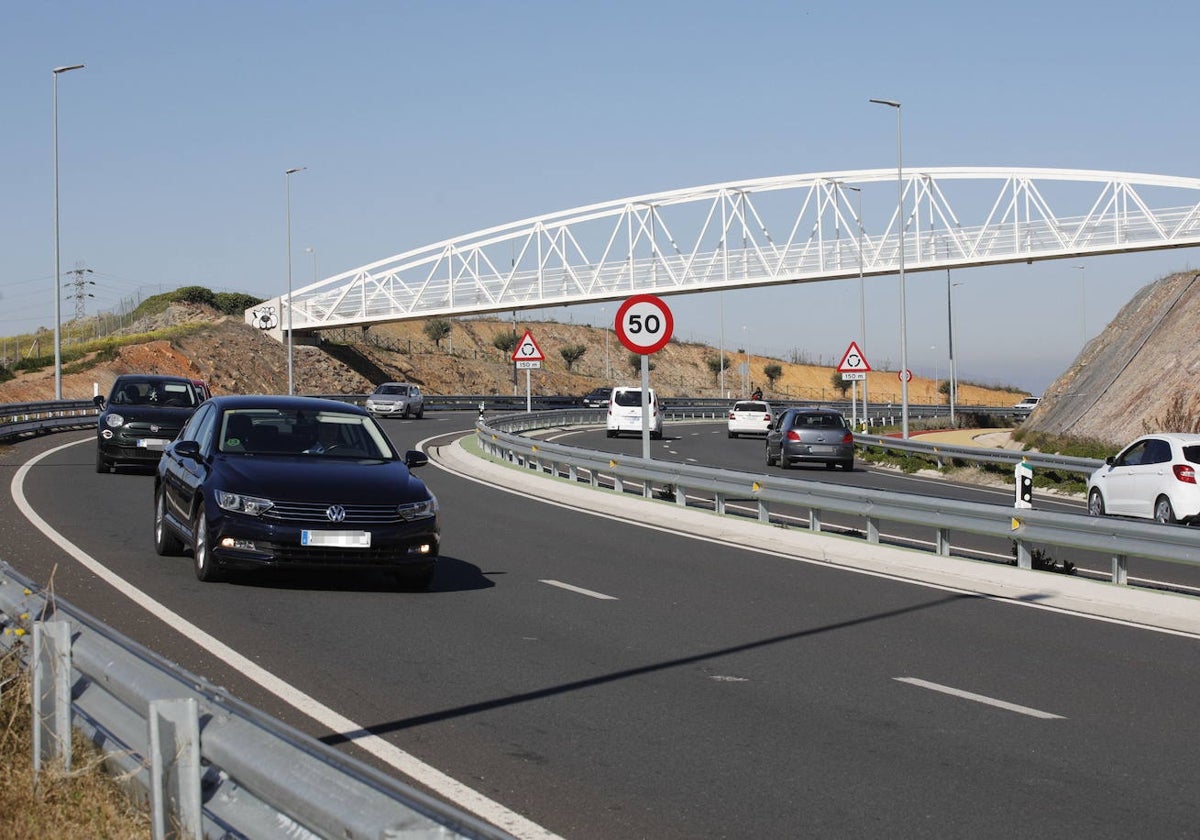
4;1;1198;394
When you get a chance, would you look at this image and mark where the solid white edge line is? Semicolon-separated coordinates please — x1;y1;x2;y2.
894;677;1065;719
10;437;560;840
540;580;618;600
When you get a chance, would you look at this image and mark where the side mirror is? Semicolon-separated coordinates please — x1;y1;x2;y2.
173;440;202;461
93;394;105;408
1105;455;1115;466
404;450;428;469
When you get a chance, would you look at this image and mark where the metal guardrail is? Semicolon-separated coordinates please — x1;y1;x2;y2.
475;410;1200;587
0;399;100;443
0;562;512;840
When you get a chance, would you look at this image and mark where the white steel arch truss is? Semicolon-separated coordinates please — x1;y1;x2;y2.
253;167;1200;335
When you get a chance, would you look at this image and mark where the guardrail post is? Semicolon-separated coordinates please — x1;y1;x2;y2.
1015;540;1032;570
149;697;202;840
936;528;950;556
866;516;880;544
1112;554;1129;585
675;484;686;506
810;508;822;532
715;493;726;516
758;500;769;523
32;620;73;774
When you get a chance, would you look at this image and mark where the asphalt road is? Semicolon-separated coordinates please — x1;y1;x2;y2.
3;415;1199;838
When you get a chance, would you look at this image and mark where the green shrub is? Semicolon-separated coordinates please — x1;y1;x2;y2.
213;292;263;314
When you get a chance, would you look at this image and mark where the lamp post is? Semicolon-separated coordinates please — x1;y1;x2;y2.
1075;264;1086;347
948;274;959;425
870;98;909;437
52;63;84;400
284;166;306;396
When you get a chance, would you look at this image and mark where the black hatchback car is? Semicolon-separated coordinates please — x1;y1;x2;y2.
153;395;440;587
95;374;205;473
765;407;855;471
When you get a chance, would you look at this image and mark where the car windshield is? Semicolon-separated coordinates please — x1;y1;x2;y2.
111;380;199;407
1183;445;1200;465
375;385;408;396
734;402;768;413
218;408;395;458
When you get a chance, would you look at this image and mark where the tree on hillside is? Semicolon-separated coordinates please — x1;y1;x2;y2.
627;352;655;375
830;370;851;398
492;332;518;354
763;363;782;390
705;354;728;383
423;319;451;350
560;344;587;371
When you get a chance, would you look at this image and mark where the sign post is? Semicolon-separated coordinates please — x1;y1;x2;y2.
510;330;545;412
614;294;674;460
837;341;872;431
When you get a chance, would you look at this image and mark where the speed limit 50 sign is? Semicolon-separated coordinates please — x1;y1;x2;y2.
614;294;674;355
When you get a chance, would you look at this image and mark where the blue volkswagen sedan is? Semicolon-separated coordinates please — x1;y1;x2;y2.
153;395;439;587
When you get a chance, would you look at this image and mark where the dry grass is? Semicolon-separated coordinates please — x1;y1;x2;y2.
1;640;151;838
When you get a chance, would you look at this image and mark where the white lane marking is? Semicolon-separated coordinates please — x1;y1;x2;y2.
894;677;1065;720
11;438;560;840
540;580;618;600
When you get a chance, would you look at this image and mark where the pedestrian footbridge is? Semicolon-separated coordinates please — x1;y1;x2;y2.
246;167;1200;337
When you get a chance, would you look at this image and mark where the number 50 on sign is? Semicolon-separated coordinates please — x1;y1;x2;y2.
615;294;674;355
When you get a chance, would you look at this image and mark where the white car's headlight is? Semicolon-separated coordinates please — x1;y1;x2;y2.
216;490;274;517
398;494;438;520
105;413;125;428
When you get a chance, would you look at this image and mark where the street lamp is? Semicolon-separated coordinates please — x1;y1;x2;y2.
285;166;306;396
53;63;84;400
870;97;909;437
948;275;961;425
843;183;868;429
1075;264;1086;347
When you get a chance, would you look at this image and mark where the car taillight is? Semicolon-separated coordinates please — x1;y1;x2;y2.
729;412;735;419
786;430;802;441
763;414;771;422
1173;464;1196;483
842;432;854;444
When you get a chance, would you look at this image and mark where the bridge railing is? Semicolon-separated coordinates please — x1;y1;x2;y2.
475;410;1199;588
0;562;513;839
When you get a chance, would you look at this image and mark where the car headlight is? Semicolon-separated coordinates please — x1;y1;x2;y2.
398;494;438;520
216;490;274;517
105;413;125;428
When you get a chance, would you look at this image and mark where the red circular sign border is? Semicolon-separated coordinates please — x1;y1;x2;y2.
614;294;675;355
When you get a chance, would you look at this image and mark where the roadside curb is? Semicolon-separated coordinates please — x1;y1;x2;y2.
435;433;1200;638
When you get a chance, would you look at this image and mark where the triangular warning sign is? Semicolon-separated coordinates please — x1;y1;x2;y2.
836;341;871;373
511;330;545;362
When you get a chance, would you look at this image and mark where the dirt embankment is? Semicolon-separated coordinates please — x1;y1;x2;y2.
1024;270;1200;445
0;304;1023;407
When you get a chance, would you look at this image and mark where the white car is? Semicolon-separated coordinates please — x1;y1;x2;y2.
727;400;772;438
365;382;424;418
606;387;663;439
1087;433;1200;524
1013;395;1040;412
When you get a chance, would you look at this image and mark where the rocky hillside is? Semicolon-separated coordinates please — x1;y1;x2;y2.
0;304;1021;408
1024;270;1200;445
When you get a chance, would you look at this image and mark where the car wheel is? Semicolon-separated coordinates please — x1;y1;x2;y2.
606;430;616;438
766;447;775;467
824;462;836;470
839;459;854;471
416;406;424;419
96;448;111;474
401;405;410;419
651;430;663;440
1154;496;1176;524
154;487;184;556
1087;488;1106;517
728;431;737;438
192;503;223;582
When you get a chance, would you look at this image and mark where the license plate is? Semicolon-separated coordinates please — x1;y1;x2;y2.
137;438;170;449
808;445;835;454
301;530;371;548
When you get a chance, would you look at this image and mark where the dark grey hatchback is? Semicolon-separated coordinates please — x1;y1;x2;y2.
95;374;204;472
765;407;855;471
153;395;440;588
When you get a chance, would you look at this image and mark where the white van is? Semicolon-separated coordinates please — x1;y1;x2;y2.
606;387;663;439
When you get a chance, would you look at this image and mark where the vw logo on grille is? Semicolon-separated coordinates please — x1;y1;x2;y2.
150;424;161;433
325;505;347;522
